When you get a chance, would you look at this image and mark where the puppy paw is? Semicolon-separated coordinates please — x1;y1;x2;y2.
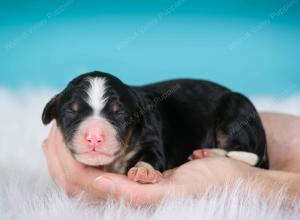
188;148;227;161
127;166;162;184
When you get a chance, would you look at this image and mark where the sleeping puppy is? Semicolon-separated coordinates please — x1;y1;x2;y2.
42;71;268;183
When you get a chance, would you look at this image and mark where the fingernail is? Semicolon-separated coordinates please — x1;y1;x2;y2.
94;176;116;193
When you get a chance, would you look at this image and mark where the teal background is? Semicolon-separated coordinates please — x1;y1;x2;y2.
0;0;300;95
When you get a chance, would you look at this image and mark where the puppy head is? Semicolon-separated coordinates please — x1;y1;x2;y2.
42;71;138;166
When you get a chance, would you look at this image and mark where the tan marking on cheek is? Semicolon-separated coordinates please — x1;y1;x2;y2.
71;102;79;112
111;128;133;159
103;160;127;174
121;128;133;148
124;149;139;161
102;151;131;174
103;146;141;174
216;130;227;148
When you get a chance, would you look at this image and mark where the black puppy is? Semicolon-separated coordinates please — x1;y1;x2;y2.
42;71;268;183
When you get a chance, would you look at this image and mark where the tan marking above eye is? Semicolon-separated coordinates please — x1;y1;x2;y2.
71;102;80;112
112;103;120;113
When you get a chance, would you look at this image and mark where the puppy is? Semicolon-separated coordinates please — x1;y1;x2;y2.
42;71;268;184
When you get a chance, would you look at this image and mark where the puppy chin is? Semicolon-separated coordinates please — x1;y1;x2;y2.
74;154;115;166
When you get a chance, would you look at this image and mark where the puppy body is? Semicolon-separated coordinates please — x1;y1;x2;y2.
42;71;268;179
131;79;268;171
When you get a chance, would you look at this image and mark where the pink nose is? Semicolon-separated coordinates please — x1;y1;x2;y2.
85;133;103;147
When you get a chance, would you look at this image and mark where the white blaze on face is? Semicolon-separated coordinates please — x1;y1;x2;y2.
86;77;108;115
71;77;122;166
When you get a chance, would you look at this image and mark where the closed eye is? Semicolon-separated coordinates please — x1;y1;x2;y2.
64;109;77;116
63;102;80;117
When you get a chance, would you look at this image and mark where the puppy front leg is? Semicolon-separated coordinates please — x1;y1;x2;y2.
127;146;164;184
128;161;163;184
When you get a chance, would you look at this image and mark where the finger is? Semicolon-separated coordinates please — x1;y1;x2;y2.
42;139;48;152
49;122;92;191
53;127;86;175
42;121;74;192
43;121;65;170
42;120;58;153
41;121;56;151
90;173;169;205
45;121;80;170
51;121;65;145
48;120;57;140
43;134;70;192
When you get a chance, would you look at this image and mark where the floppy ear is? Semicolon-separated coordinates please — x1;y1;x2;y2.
42;94;60;125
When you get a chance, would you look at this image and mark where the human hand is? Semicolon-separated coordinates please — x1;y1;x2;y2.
42;121;256;206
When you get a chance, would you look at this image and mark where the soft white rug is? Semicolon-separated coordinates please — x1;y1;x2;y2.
0;88;299;220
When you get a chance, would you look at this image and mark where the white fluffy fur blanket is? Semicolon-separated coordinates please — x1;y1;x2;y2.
0;88;299;220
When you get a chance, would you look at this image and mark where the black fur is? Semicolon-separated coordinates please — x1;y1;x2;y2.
42;71;268;172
